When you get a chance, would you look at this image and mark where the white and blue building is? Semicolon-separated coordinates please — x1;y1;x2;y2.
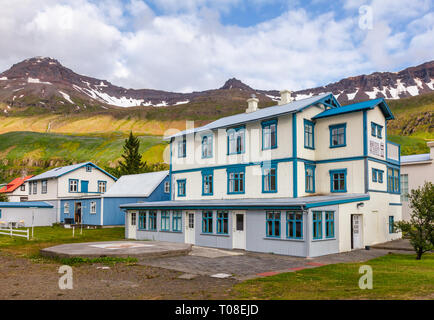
122;91;402;257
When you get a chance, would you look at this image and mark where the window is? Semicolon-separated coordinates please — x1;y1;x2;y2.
387;168;400;193
0;209;1;219
389;216;395;233
201;135;213;158
287;212;303;239
329;124;346;148
304;119;315;149
172;211;182;232
262;165;277;193
149;211;157;230
86;165;92;172
202;170;213;196
131;212;137;226
178;136;186;158
400;174;408;202
202;211;213;233
164;181;170;193
371;122;383;138
161;210;170;231
330;169;347;193
69;179;78;193
64;202;70;214
90;201;96;214
372;168;384;183
216;211;229;234
266;211;280;238
98;181;107;193
313;211;323;239
177;179;186;197
20;184;25;192
227;167;245;194
262;120;277;150
227;127;245;154
138;210;147;230
41;180;48;194
325;211;335;238
305;164;315;193
32;181;38;195
378;170;384;183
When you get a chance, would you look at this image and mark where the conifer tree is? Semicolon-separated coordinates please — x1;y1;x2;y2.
117;132;146;175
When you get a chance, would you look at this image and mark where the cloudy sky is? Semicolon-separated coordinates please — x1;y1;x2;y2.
0;0;433;92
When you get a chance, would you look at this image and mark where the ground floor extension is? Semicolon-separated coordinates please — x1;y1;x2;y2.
121;193;402;257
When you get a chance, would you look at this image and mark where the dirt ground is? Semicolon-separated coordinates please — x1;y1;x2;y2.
0;253;237;300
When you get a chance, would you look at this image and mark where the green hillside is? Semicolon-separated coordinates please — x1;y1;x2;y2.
0;132;167;183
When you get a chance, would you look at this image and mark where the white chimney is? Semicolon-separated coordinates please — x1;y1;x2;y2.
278;89;293;105
246;95;259;113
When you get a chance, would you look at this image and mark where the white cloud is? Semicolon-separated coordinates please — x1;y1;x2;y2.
0;0;432;92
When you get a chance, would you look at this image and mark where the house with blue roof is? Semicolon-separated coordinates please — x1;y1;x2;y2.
0;201;56;227
121;91;402;257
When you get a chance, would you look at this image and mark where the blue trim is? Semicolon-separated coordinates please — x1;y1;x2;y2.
305;163;316;193
389;203;402;206
312;211;322;240
177;179;186;197
325;211;335;238
216;210;229;235
261;162;277;193
261;119;278;150
86;164;92;172
292;113;298;198
303;119;315;150
227;126;246;155
266;210;281;238
329;169;347;193
0;201;54;208
389;216;395;233
227;166;246;194
201;134;213;159
160;210;170;231
172;210;182;232
329;123;347;148
178;136;187;158
49;162;117;181
386;140;401;165
286;211;303;240
202;169;214;196
68;179;79;193
97;180;107;193
148;210;157;230
387;167;400;194
202;210;213;234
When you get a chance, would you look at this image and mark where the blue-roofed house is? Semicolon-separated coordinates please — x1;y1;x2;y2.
400;141;434;220
0;201;56;227
121;91;402;257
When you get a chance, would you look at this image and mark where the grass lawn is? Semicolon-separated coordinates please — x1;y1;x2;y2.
234;253;434;300
0;225;125;257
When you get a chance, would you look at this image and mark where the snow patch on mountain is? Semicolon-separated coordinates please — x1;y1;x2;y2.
59;91;74;104
0;77;7;80
27;77;52;85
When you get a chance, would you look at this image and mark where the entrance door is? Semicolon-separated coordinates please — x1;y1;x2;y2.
232;211;246;250
74;202;82;224
185;212;195;244
81;180;89;193
351;214;363;249
128;212;137;239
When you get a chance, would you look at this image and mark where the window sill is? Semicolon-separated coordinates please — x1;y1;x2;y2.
329;145;346;149
200;233;230;237
304;146;315;150
264;237;304;242
312;237;336;242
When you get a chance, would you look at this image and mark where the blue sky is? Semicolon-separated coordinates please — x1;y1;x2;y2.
0;0;433;92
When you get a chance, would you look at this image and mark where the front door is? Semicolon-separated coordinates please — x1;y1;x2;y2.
232;211;246;250
74;202;82;224
81;180;89;193
185;212;195;244
128;212;137;239
351;214;363;249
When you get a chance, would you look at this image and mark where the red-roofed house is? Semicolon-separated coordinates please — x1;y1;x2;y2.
0;176;33;202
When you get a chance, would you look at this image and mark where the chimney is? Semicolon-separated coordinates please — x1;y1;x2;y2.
246;94;259;113
278;89;293;105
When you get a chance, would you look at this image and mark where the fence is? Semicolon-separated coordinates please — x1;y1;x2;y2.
0;226;30;240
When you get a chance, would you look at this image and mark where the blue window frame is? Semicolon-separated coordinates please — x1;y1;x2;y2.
372;168;378;182
202;170;213;196
227;166;245;194
387;167;400;193
378;170;384;183
98;181;107;193
372;168;384;183
161;210;170;231
138;210;147;230
325;211;335;238
371;122;383;138
305;164;315;193
149;210;157;230
266;211;281;238
86;165;92;172
227;126;245;154
0;209;2;219
329;123;346;148
177;179;186;197
286;212;303;239
41;180;48;194
172;211;182;232
201;134;213;158
69;179;78;193
329;169;347;193
217;211;229;234
262;163;277;193
262;119;277;150
202;211;213;233
389;216;395;233
313;211;323;239
304;119;315;149
178;136;186;158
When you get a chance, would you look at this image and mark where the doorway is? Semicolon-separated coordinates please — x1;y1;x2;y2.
232;211;246;250
74;202;82;224
185;212;195;244
128;211;137;239
351;214;363;249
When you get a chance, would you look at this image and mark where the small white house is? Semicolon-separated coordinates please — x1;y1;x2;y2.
0;175;33;202
0;201;56;227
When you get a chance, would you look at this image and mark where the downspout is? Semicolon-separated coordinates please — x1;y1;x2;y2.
363;110;368;194
292;113;298;198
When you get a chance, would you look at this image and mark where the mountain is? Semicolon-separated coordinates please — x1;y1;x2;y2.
1;57;433;115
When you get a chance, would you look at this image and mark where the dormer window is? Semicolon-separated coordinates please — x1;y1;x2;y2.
86;165;92;172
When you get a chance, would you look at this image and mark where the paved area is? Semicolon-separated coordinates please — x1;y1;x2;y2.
138;245;408;280
40;241;192;258
371;239;414;251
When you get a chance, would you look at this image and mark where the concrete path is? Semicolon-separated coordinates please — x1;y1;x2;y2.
371;239;414;251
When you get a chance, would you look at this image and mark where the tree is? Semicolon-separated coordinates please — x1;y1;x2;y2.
0;193;8;202
395;182;434;260
117;132;146;176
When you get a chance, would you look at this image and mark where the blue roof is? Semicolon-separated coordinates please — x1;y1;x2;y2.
312;98;394;120
401;153;431;163
0;201;54;208
28;162;117;182
166;92;339;140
